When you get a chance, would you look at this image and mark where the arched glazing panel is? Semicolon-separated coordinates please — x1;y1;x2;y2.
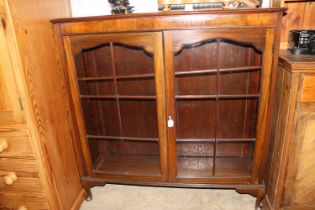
173;38;262;178
73;42;160;176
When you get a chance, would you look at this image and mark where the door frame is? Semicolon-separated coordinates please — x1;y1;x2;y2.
62;32;168;182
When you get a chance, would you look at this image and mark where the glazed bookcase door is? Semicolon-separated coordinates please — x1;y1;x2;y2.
64;32;168;182
164;29;274;184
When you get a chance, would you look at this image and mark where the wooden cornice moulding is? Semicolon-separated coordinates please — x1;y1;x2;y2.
52;8;285;36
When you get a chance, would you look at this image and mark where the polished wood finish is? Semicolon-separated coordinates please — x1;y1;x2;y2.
0;3;24;122
0;139;8;154
52;8;283;34
3;172;17;186
0;0;84;209
0;125;34;158
301;76;315;102
264;50;315;210
0;192;48;210
54;8;284;208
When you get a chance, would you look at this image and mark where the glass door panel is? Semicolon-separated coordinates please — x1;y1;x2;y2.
171;35;262;180
216;40;261;177
174;40;217;178
71;33;165;178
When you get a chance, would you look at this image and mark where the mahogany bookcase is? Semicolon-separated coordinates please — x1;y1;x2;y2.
52;8;285;209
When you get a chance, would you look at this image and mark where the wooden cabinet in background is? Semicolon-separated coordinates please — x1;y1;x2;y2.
0;0;84;209
53;8;284;208
264;50;315;210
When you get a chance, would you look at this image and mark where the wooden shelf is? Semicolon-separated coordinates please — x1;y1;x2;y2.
219;66;262;74
174;66;262;77
87;135;159;142
78;73;155;81
177;138;215;143
175;94;260;100
78;66;261;81
215;158;251;176
177;157;251;178
94;154;161;176
177;157;214;177
176;138;255;143
78;76;114;82
80;95;156;100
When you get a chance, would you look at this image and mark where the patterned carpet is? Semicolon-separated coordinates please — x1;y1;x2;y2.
80;184;256;210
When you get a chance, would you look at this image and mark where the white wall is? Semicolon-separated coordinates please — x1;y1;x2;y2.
70;0;269;17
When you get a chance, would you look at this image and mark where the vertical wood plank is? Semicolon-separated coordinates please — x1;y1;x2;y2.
0;8;24;121
4;0;83;209
154;32;168;182
164;31;177;182
302;2;315;29
251;28;275;183
63;36;95;176
284;105;315;206
280;2;305;48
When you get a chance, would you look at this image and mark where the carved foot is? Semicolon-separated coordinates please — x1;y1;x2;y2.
235;185;265;209
81;176;107;202
235;184;266;207
255;198;263;210
85;188;93;201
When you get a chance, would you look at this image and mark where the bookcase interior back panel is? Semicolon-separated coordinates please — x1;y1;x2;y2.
74;42;161;176
173;39;262;178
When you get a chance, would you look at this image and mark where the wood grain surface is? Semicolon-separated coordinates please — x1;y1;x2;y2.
1;0;84;209
280;1;315;48
284;105;315;207
54;9;284;209
0;125;34;158
263;51;315;210
0;7;24;122
0;192;49;210
301;76;315;103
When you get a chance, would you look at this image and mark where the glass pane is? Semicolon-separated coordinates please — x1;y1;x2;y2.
219;41;261;96
219;71;260;95
173;40;217;178
177;142;214;177
217;99;258;139
81;100;120;136
215;142;253;176
113;44;154;76
120;100;158;138
74;44;113;78
176;100;216;139
174;40;217;96
73;40;161;176
173;38;262;179
117;78;156;96
79;81;115;95
90;140;160;176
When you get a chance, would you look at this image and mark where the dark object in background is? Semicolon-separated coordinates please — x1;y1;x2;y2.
108;0;134;14
288;30;315;55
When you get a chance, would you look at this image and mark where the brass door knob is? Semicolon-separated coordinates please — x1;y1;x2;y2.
3;172;17;185
17;206;27;210
0;139;8;154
